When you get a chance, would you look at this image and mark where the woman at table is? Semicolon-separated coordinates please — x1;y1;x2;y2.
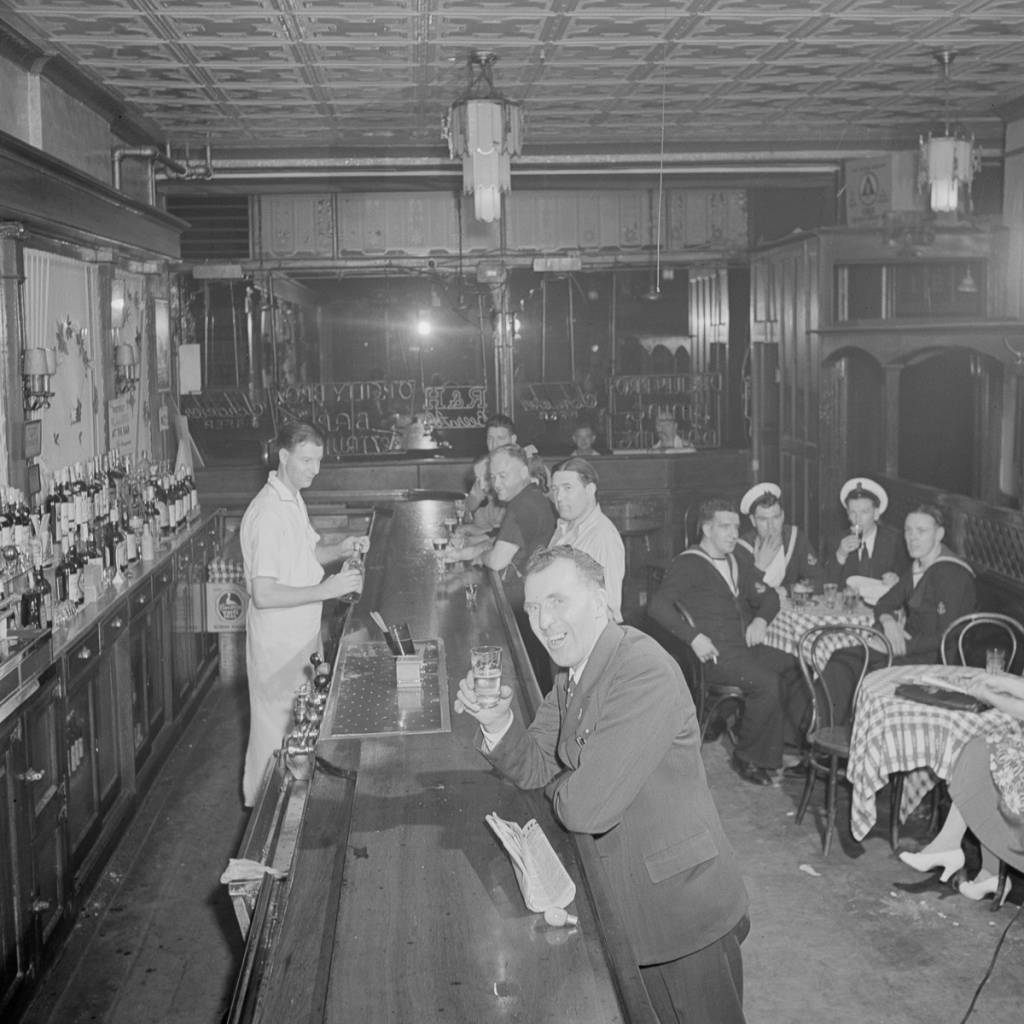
899;673;1024;901
815;505;977;731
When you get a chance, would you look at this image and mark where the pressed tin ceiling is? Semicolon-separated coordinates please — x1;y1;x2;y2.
2;0;1024;176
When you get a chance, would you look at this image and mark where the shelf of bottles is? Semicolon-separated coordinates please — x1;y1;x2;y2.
0;456;202;636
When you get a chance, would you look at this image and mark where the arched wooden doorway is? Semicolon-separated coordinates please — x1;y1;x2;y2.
898;348;975;496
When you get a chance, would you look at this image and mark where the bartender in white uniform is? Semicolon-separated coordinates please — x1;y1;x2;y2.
737;482;823;595
239;420;367;807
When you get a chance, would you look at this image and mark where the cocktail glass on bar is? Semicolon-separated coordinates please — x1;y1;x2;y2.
470;645;502;708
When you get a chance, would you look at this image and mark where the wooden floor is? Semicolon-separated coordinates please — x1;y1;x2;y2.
19;634;1024;1024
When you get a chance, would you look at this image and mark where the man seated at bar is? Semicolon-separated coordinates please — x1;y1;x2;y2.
570;418;609;457
651;408;696;451
447;444;555;590
455;546;750;1024
464;413;519;520
548;457;625;622
239;420;366;808
816;504;977;730
737;482;823;595
460;452;504;539
649;499;799;786
824;476;909;590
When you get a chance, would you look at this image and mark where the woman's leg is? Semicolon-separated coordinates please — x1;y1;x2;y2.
919;802;968;854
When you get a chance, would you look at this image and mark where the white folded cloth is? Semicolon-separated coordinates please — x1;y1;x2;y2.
846;574;892;606
485;812;576;913
219;857;286;884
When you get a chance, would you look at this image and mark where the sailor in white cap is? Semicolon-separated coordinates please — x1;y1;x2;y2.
825;477;909;588
814;504;977;731
737;483;822;594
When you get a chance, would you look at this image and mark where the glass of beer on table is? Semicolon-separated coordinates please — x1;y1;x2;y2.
470;645;502;707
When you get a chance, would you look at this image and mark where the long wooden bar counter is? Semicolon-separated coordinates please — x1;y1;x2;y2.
230;495;657;1023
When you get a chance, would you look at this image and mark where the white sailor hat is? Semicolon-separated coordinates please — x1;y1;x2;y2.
839;477;888;515
740;482;782;516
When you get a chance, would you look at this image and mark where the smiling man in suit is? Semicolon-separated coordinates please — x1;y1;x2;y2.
455;546;749;1024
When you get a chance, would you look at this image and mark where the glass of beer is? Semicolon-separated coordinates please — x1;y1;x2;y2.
986;646;1007;673
470;645;502;708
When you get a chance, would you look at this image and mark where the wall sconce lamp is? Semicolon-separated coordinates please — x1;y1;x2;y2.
114;343;139;395
23;346;56;412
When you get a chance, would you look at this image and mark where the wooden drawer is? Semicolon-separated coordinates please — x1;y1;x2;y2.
99;607;130;648
129;578;155;618
64;628;101;679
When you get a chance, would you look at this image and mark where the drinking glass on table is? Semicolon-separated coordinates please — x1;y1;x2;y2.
470;645;502;708
443;514;458;538
431;534;449;559
822;582;839;610
454;498;467;521
986;646;1007;673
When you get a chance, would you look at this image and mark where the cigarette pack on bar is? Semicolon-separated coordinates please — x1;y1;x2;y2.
395;653;423;689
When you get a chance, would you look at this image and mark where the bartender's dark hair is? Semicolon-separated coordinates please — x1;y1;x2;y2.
909;503;945;529
525;545;606;590
277;419;324;451
553;456;599;488
699;497;738;524
485;413;517;433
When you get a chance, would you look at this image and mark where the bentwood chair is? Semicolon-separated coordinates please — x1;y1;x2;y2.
940;612;1024;674
794;624;893;856
940;612;1024;908
640;584;746;745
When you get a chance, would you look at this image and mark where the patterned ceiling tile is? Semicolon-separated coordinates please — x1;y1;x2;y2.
1;0;1024;162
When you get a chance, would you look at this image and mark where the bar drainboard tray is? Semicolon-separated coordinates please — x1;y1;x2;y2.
328;639;450;738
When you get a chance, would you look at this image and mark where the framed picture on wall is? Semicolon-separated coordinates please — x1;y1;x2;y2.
23;419;42;459
27;462;41;496
154;298;171;391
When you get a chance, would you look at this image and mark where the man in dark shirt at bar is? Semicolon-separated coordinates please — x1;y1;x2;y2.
447;444;555;591
456;546;749;1024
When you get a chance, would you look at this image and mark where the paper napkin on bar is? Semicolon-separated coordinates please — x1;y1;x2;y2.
485;813;576;913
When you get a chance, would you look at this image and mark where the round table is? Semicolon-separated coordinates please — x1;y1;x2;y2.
847;664;1023;842
764;596;875;668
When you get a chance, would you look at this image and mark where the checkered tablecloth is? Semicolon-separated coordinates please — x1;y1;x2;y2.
848;664;1023;842
764;600;874;668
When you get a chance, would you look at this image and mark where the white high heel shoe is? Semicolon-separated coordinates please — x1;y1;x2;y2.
958;873;1000;901
898;847;966;882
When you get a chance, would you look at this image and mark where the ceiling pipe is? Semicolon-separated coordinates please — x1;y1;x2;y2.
112;145;189;203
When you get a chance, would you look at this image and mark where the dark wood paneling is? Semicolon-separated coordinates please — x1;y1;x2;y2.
0;130;184;259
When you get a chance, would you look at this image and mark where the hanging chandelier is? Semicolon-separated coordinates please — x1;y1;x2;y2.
443;52;524;223
918;50;980;214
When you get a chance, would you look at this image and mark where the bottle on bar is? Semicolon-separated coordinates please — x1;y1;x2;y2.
71;463;88;529
35;557;53;628
20;569;42;629
124;509;139;564
155;476;170;536
0;492;12;547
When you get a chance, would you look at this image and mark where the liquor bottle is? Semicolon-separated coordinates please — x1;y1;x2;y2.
0;492;12;547
20;569;41;628
124;511;139;564
56;539;79;605
83;524;103;569
70;463;88;528
12;490;31;549
140;521;156;562
35;559;53;628
109;509;127;571
59;468;75;541
154;477;170;536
